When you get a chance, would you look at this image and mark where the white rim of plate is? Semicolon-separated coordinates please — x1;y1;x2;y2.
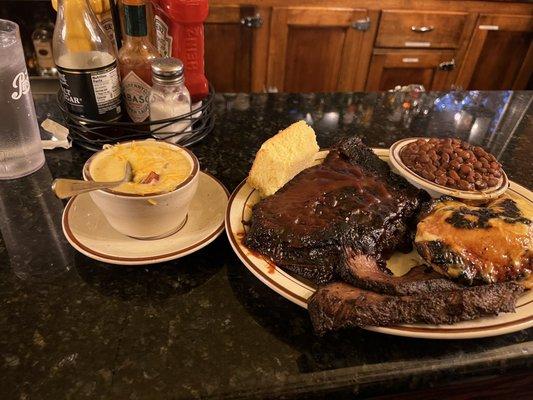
225;149;533;339
63;171;229;266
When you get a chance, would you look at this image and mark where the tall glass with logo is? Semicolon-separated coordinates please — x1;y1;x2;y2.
0;19;45;180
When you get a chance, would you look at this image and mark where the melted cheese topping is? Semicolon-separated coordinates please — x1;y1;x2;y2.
89;141;192;195
416;195;532;283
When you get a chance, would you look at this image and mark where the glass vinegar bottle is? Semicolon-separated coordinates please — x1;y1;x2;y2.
53;0;122;121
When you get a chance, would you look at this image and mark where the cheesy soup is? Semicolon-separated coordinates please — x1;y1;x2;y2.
89;141;192;195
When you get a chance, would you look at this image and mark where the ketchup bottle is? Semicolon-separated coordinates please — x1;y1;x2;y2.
154;0;209;102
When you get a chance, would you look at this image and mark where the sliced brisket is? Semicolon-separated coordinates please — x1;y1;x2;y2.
308;281;524;334
338;248;463;296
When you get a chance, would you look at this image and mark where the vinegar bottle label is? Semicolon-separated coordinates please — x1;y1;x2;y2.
57;60;122;121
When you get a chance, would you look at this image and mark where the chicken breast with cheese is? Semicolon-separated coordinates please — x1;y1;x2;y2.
415;196;532;285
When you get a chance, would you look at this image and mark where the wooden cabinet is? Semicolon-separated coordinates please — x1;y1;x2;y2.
456;14;533;90
266;7;378;92
203;2;533;93
204;5;270;92
376;10;472;49
366;49;456;91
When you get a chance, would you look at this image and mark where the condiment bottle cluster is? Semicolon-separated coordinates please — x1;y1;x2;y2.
52;0;208;134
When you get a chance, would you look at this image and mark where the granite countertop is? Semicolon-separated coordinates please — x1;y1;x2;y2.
0;91;532;399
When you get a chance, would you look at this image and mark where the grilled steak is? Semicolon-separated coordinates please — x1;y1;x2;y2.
415;196;532;285
338;248;463;295
245;137;428;284
308;281;524;334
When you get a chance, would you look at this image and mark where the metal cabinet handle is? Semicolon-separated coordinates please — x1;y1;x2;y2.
439;59;455;71
411;25;434;33
351;17;371;31
240;14;263;28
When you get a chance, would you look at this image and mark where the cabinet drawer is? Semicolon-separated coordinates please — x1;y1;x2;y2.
376;10;469;49
366;49;456;91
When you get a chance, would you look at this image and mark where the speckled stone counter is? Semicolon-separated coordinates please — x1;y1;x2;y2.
0;91;532;399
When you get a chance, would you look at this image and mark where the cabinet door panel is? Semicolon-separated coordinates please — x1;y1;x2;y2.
205;21;252;92
456;14;533;90
205;6;270;92
267;7;376;92
366;50;455;91
284;27;345;92
469;31;531;89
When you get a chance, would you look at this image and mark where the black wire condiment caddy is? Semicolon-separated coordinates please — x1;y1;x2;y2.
57;85;215;152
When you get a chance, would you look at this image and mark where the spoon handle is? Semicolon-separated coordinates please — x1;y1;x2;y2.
52;179;124;199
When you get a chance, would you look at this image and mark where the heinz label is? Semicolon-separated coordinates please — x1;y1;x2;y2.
155;16;173;57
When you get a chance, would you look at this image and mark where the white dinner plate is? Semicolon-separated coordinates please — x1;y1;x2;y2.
225;149;533;339
63;172;228;265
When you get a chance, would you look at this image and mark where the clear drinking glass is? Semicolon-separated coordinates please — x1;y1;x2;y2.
0;19;45;179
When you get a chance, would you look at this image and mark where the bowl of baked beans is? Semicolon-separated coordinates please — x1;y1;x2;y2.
389;137;509;200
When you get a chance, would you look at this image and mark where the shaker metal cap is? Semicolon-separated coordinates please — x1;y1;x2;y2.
151;57;185;83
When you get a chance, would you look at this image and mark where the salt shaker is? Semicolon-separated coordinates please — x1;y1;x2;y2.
149;58;192;139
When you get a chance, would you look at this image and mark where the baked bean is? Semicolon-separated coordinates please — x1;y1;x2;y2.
426;172;436;181
442;146;454;154
400;138;503;192
450;160;461;170
448;170;460;181
436;176;448;186
459;164;472;175
473;147;485;157
487;177;499;187
475;180;487;190
458;180;471;190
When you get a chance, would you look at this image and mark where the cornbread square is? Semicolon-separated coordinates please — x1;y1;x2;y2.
247;120;319;197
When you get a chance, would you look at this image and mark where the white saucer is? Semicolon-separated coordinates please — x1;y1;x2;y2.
62;172;228;265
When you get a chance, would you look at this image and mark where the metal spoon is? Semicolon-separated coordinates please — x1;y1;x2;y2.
52;162;133;199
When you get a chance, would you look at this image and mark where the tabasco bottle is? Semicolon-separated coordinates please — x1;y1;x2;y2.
152;0;209;102
118;0;160;122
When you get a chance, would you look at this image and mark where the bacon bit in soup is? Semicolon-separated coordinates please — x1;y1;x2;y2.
141;171;160;184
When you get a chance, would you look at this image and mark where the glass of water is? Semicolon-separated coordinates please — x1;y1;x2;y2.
0;19;45;179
